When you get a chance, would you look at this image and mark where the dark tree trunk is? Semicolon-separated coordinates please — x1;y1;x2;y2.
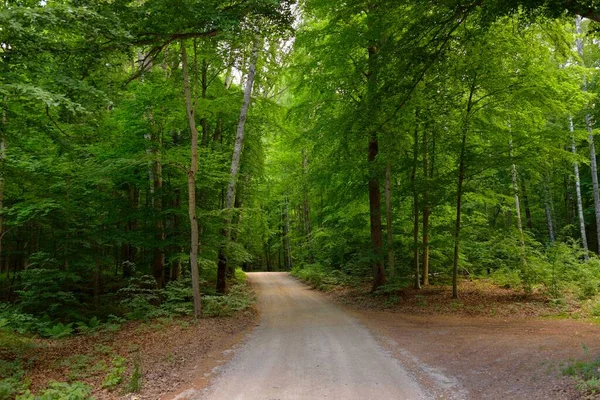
521;179;533;230
452;75;476;299
411;122;421;290
366;20;386;290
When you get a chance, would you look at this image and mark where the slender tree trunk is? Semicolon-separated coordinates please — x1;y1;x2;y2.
217;36;260;293
366;24;386;291
182;40;202;318
411;124;421;290
453;128;467;300
571;116;589;259
452;76;476;299
544;184;555;243
576;17;600;254
521;180;533;230
302;150;312;261
200;58;210;147
171;188;182;281
422;127;431;286
283;197;292;270
152;136;165;288
0;96;7;271
565;173;574;226
508;137;527;268
385;161;394;279
227;196;243;280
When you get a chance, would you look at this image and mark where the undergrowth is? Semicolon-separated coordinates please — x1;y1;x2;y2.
562;344;600;394
291;263;361;290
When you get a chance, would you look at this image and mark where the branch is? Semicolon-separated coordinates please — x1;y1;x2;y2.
124;29;220;86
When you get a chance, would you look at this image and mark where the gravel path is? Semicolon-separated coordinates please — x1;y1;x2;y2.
186;272;427;400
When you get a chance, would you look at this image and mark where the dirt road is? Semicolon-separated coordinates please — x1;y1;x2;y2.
185;272;427;400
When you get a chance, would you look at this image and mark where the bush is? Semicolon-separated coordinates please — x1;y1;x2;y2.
203;284;254;317
15;269;83;320
292;263;359;290
17;381;93;400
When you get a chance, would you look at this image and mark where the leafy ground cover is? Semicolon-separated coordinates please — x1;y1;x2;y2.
0;279;256;400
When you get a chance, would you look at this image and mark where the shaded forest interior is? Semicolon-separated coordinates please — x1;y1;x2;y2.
5;0;600;339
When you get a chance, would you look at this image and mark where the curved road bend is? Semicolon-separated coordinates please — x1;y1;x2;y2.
199;272;426;400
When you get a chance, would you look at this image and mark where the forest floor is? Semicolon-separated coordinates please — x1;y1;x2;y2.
324;280;600;399
12;276;600;399
14;309;258;399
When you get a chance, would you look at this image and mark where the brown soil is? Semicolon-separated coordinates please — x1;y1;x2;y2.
322;280;600;399
18;309;257;399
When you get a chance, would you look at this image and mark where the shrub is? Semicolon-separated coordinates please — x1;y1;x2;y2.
102;356;126;390
203;284;254;317
17;381;93;400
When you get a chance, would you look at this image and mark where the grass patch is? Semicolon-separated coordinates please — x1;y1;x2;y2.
562;344;600;395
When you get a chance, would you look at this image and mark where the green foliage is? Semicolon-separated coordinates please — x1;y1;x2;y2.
125;356;142;394
17;381;93;400
203;284;255;317
291;264;359;291
60;354;93;381
102;356;126;390
15;269;82;320
562;344;600;394
42;322;74;339
0;359;28;399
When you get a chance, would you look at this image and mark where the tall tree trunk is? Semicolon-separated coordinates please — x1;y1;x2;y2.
152;155;165;288
200;58;210;147
217;36;260;294
122;183;138;278
571;116;589;259
544;177;555;243
576;16;600;254
509;137;527;272
182;40;202;318
452;76;476;299
366;14;386;291
565;173;574;226
0;96;7;272
411;123;421;290
385;161;394;279
302;150;312;261
521;180;533;230
227;196;243;280
282;197;292;270
171;188;182;281
422;126;431;286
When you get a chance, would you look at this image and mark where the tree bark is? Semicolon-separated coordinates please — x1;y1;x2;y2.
521;180;533;230
576;16;600;254
385;161;394;279
217;35;260;293
283;197;292;270
422;126;431;286
411;123;421;290
544;181;555;243
200;58;210;147
151;134;165;288
302;150;312;261
571;116;589;259
452;76;476;299
509;136;527;271
0;96;7;272
182;40;202;318
366;10;386;290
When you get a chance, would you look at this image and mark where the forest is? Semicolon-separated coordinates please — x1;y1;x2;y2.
4;0;600;399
